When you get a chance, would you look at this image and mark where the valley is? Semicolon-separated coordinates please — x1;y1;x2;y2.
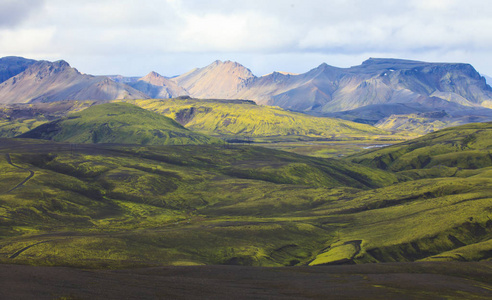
0;122;491;269
0;56;491;299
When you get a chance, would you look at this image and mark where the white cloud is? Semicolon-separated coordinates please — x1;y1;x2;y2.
0;0;44;28
175;11;294;52
0;27;56;56
0;0;491;76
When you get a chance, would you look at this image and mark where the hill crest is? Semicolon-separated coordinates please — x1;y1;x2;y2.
18;102;220;145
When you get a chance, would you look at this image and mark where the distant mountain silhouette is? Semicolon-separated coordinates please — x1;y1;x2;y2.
129;71;188;98
171;60;255;99
0;60;148;104
1;57;491;130
0;56;36;84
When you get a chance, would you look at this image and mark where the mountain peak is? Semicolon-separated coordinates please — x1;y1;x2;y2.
0;58;148;104
25;60;75;76
209;60;250;71
141;71;164;81
172;60;256;99
0;56;37;83
148;71;161;77
53;60;71;69
131;71;189;98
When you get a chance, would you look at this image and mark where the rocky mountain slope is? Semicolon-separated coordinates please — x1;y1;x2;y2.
171;60;255;99
175;58;492;114
0;56;36;83
129;71;188;98
0;60;148;104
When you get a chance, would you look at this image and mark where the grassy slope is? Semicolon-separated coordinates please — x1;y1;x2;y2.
349;121;492;171
1;120;491;268
0;138;394;268
303;122;492;266
0;101;97;138
124;98;391;142
17;102;221;145
375;113;464;135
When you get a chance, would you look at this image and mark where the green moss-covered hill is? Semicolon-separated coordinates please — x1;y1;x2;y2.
0;139;397;268
124;98;390;142
0;121;491;268
0;100;97;138
17;102;221;145
349;121;492;172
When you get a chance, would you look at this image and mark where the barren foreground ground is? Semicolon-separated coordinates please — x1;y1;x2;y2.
1;262;491;299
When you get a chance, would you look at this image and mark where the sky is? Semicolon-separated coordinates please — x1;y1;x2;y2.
0;0;491;77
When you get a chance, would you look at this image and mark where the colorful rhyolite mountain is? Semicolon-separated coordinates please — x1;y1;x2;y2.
172;60;255;99
128;71;188;99
168;58;492;113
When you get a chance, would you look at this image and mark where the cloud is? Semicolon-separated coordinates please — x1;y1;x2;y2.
0;0;491;76
0;0;44;28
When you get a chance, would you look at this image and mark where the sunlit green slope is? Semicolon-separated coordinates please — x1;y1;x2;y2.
0;138;398;268
124;98;390;142
0;101;96;138
349;121;492;171
17;102;221;145
1;126;491;268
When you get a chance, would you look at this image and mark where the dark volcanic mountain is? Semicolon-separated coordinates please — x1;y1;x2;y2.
0;60;148;104
0;56;36;83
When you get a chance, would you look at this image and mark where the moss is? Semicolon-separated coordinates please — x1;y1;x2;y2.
0;122;491;268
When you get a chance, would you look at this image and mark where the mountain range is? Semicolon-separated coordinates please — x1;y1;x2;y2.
1;56;492;132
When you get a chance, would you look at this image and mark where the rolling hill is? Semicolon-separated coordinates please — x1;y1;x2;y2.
0;100;98;138
0;122;490;269
125;98;391;142
0;99;393;143
348;121;492;171
374;110;492;135
17;102;220;145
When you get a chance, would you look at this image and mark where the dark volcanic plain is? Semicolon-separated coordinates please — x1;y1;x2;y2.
2;262;492;300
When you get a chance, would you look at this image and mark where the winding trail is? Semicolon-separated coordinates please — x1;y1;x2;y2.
9;241;51;259
5;153;35;193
